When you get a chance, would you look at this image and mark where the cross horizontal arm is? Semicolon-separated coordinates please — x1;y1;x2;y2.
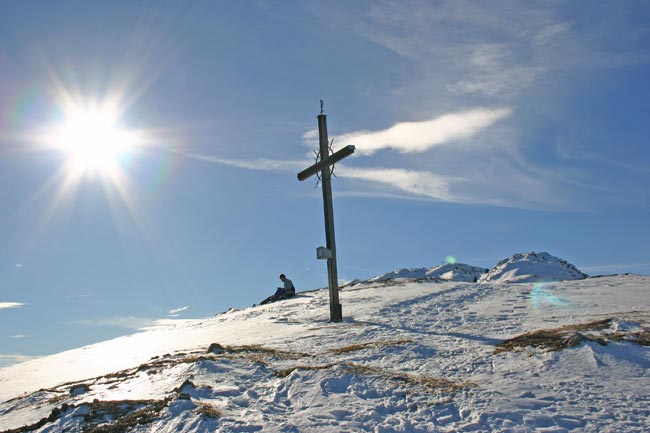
297;145;356;181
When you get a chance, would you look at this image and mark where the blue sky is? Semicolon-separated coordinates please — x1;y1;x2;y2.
1;1;649;365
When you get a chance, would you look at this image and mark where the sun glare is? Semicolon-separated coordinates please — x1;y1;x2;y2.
30;76;163;243
54;105;133;176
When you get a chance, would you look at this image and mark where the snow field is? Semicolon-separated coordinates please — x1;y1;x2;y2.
0;275;649;432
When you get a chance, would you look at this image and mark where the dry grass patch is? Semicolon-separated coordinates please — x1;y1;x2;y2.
195;403;221;419
276;364;334;378
206;343;309;360
344;364;467;393
0;404;70;433
206;339;415;362
90;353;213;388
81;398;171;433
47;394;67;405
274;362;466;394
607;330;650;346
636;331;650;345
495;318;650;354
0;398;172;433
325;339;414;355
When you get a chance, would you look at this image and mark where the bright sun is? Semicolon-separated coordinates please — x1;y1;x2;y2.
54;104;133;176
36;80;155;225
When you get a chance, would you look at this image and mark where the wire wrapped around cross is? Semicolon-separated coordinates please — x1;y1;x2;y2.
313;138;338;188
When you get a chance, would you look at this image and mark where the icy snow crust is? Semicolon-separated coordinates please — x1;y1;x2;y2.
480;252;589;283
1;275;649;432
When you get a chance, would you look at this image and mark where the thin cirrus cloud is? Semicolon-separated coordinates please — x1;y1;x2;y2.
73;315;197;331
180;107;515;205
180;152;462;203
74;316;160;330
178;152;306;172
0;302;24;310
331;107;512;155
0;354;40;368
168;306;189;315
337;167;457;202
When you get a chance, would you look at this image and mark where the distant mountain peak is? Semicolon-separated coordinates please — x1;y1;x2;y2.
365;262;488;283
479;251;588;283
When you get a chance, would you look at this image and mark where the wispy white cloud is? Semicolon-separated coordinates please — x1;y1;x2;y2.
8;334;28;339
349;1;646;101
180;152;306;172
176;106;518;205
179;150;457;202
0;354;40;368
337;166;456;201
73;315;197;331
338;162;567;209
301;129;320;147
556;141;650;174
65;293;94;299
178;149;460;202
333;108;512;155
307;2;649;210
446;44;543;97
175;148;567;209
168;306;189;315
0;302;24;310
73;316;159;330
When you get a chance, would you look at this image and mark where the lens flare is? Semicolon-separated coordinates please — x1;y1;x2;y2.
445;256;457;264
530;283;570;310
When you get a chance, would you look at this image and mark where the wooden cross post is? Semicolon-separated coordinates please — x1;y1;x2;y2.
297;107;355;322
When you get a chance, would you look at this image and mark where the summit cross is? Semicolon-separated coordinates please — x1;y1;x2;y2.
297;102;355;322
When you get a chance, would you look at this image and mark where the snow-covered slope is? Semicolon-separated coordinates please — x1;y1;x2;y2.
479;251;588;283
368;262;488;283
1;275;649;432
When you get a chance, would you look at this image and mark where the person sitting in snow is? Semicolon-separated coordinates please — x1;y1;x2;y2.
260;274;296;305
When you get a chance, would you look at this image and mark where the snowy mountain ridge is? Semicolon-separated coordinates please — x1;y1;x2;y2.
354;252;587;286
479;252;589;283
1;273;649;432
363;262;489;284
